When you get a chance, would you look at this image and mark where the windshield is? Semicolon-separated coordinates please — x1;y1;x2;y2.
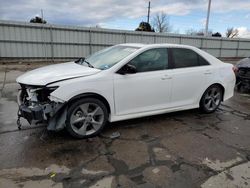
84;46;139;70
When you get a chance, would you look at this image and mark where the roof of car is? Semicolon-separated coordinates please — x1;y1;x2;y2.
118;43;146;48
118;43;195;49
118;43;223;66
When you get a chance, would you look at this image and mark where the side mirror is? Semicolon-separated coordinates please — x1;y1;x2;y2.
117;64;137;75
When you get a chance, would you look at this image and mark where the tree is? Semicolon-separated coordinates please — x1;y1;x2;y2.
226;27;239;38
185;29;212;36
135;22;155;32
212;32;222;37
152;12;171;33
30;16;47;24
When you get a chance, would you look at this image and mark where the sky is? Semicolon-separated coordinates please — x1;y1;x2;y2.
0;0;250;38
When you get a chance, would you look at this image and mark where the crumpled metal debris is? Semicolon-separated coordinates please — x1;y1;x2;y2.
110;132;120;139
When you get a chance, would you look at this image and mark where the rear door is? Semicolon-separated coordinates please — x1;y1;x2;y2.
169;48;211;107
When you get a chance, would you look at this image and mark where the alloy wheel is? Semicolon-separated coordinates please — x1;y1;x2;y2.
204;87;222;111
70;102;105;136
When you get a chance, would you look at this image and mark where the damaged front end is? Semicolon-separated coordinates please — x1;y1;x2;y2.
237;67;250;90
17;84;67;131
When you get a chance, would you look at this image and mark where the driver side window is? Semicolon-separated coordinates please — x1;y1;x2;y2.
128;48;168;73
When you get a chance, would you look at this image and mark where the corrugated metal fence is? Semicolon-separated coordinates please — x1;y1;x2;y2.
0;20;250;62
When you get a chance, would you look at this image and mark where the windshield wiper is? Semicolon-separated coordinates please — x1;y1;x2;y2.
75;58;94;68
83;60;94;68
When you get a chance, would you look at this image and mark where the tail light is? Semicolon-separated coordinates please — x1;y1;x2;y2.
232;66;238;73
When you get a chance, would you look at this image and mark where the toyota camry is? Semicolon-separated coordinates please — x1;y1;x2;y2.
16;43;235;138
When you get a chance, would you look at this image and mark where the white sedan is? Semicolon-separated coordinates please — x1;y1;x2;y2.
16;43;235;138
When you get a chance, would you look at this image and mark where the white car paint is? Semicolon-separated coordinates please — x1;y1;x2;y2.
16;62;101;86
17;43;235;122
114;69;172;115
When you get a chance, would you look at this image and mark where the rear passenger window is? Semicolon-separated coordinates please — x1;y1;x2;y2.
198;55;210;66
172;48;209;68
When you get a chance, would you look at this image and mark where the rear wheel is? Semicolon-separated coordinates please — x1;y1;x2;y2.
66;98;108;138
200;85;223;113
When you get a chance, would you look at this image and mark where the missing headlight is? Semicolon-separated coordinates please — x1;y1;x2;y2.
17;85;63;129
36;86;59;103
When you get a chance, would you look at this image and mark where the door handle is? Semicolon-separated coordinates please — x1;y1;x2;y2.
161;75;172;80
204;70;212;75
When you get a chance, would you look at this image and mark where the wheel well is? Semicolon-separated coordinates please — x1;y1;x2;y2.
212;83;225;101
68;93;111;114
202;83;225;101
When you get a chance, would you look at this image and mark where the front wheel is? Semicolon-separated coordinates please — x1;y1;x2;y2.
66;98;108;139
200;85;223;113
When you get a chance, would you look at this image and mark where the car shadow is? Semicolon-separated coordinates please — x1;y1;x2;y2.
45;108;202;140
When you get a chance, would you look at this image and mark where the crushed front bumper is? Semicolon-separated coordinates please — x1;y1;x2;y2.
17;84;67;131
19;104;44;124
18;101;67;131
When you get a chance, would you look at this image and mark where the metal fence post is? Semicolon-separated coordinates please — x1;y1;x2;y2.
41;23;47;62
89;29;92;55
236;39;240;57
49;25;54;62
203;38;207;52
200;38;203;50
124;32;126;43
0;23;3;59
219;39;223;58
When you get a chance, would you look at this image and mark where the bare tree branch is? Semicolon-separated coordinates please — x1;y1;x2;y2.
152;12;171;33
226;27;239;38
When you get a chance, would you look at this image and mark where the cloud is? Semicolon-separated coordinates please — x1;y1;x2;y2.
199;18;207;27
149;2;202;16
0;0;250;27
245;14;250;19
211;0;250;13
237;27;250;38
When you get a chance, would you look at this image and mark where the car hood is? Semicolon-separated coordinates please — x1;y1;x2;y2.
16;62;101;86
236;57;250;68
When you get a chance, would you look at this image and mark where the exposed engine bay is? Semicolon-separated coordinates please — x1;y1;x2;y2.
17;84;67;130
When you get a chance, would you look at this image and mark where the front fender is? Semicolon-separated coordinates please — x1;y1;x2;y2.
48;76;115;118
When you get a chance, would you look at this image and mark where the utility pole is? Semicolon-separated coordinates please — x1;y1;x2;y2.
147;1;151;23
205;0;211;36
41;9;44;20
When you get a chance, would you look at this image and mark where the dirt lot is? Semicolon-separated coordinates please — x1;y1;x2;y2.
0;64;250;188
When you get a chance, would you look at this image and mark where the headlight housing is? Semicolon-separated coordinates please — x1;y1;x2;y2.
35;86;59;102
48;95;65;103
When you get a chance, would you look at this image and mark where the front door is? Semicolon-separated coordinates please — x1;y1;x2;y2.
114;48;172;115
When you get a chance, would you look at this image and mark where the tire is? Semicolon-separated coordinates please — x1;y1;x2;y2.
66;98;108;139
199;85;223;113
